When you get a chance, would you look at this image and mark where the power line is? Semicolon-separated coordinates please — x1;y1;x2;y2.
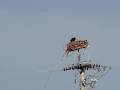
0;68;61;79
43;71;52;90
110;70;120;72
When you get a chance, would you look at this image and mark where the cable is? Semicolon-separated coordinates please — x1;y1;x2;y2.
110;67;120;72
43;71;52;90
68;80;74;90
111;69;120;71
85;71;99;80
0;68;61;79
96;70;105;80
102;69;110;76
110;70;120;72
96;69;110;80
68;73;79;90
110;66;120;68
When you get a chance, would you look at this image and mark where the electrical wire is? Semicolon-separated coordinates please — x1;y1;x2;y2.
96;70;105;80
95;68;110;80
0;68;61;79
1;58;119;90
85;71;99;80
43;71;52;90
110;66;120;68
110;70;120;72
68;74;79;90
68;70;80;90
109;66;120;72
68;80;74;90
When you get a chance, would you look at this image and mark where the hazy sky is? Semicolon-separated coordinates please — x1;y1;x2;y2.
0;1;120;90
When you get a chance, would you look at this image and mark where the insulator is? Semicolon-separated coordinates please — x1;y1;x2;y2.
76;65;79;69
74;79;76;84
73;66;76;69
85;66;87;70
109;67;111;70
79;64;81;67
65;68;68;70
103;66;106;71
84;66;87;70
86;66;89;70
93;65;95;69
72;67;74;70
98;68;101;72
72;64;74;67
75;65;78;69
63;68;66;71
91;64;93;68
93;64;95;69
93;64;96;70
96;64;98;67
77;65;79;68
88;64;90;68
94;68;96;70
89;64;92;69
88;65;90;69
67;67;70;70
98;65;100;67
72;64;74;70
69;67;71;70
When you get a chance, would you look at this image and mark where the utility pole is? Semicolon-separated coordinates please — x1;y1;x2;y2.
80;68;85;90
62;60;111;90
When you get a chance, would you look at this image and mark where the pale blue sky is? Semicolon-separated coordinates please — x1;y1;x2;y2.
0;1;120;90
0;0;120;12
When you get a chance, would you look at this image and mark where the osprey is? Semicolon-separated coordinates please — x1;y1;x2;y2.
70;37;76;42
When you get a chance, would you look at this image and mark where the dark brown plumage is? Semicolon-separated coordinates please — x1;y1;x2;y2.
70;37;76;42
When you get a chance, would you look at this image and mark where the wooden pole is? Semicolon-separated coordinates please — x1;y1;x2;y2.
80;68;85;90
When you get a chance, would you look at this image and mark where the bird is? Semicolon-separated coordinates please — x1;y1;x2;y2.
70;37;76;42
